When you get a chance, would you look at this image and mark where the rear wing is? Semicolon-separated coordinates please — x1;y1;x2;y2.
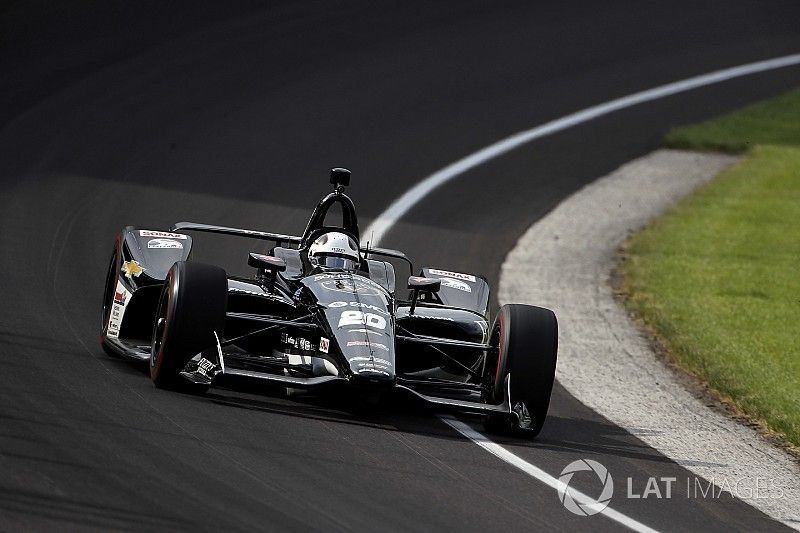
170;221;413;271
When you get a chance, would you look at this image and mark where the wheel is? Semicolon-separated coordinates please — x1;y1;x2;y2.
100;245;121;357
484;304;558;437
150;261;227;390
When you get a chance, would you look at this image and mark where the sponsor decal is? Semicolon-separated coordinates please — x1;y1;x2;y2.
348;328;386;336
428;268;476;282
314;273;374;282
315;273;385;290
147;238;183;249
140;230;187;240
281;333;316;352
350;355;392;367
180;353;221;382
347;341;390;352
320;279;384;296
113;288;127;305
282;333;330;353
328;301;389;315
106;280;131;339
197;357;215;378
338;310;387;330
440;277;472;293
121;260;145;279
351;301;389;315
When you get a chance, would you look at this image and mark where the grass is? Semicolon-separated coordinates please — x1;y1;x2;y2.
665;88;800;153
623;89;800;447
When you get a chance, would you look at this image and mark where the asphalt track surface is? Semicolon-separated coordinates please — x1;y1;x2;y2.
1;2;799;531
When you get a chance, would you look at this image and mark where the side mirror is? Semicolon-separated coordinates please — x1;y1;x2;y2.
407;276;441;292
407;276;440;314
330;167;351;187
248;253;286;272
249;253;286;293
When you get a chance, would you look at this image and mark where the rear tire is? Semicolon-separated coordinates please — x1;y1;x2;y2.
150;261;227;390
484;304;558;438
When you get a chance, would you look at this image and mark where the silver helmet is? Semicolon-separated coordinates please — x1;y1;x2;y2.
308;231;360;271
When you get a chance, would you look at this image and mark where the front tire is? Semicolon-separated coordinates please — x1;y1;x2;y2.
150;261;227;389
484;304;558;437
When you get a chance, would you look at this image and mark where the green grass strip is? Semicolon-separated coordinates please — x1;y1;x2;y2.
623;144;800;445
665;88;800;153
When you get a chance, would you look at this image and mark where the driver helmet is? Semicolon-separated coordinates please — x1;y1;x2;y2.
308;231;360;271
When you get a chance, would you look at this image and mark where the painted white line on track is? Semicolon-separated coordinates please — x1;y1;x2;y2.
440;416;659;533
364;52;800;246
365;52;800;532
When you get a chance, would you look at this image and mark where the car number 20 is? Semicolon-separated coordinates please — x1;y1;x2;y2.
338;310;386;330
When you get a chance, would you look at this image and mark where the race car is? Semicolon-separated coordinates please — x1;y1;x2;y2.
100;168;558;437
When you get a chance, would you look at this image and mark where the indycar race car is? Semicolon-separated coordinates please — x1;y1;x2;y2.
100;168;558;436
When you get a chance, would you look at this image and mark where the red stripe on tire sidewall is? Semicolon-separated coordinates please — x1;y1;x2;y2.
495;310;505;379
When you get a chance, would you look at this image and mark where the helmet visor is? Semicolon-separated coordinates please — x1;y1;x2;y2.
311;253;358;272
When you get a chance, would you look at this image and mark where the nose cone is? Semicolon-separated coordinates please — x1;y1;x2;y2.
348;355;395;385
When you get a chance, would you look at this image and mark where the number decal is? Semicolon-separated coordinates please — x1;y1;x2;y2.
338;310;387;330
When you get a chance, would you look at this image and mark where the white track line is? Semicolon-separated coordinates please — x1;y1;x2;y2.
365;52;800;531
440;417;659;533
364;52;800;246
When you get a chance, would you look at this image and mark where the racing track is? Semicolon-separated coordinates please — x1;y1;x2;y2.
1;2;799;531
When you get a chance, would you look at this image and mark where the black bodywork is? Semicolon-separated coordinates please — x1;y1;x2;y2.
101;177;522;422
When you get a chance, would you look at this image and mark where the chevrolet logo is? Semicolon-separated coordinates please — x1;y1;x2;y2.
121;260;145;279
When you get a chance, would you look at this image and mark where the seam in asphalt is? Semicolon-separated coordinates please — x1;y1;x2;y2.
498;149;800;530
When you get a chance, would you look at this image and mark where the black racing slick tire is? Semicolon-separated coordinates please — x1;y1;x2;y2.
150;261;227;389
484;304;558;438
